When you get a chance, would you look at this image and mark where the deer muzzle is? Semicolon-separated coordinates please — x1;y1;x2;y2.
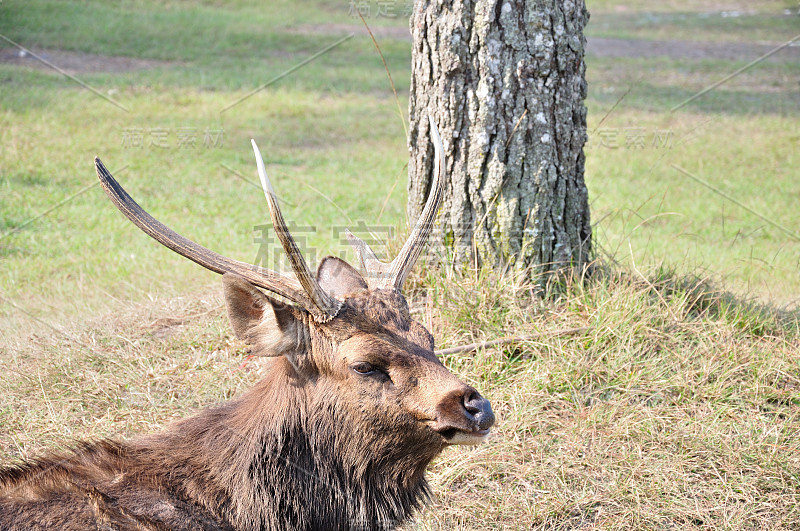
431;387;495;445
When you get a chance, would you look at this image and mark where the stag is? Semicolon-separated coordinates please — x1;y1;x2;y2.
0;118;494;531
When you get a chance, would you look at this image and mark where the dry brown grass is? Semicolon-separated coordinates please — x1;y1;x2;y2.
408;265;800;529
1;266;799;530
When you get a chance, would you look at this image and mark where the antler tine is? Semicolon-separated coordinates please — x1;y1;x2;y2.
346;116;445;291
388;116;445;290
344;228;387;280
251;140;342;322
94;157;319;312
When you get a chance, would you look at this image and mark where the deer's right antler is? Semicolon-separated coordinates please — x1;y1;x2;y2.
345;115;446;292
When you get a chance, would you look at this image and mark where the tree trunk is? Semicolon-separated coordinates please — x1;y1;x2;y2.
407;0;592;279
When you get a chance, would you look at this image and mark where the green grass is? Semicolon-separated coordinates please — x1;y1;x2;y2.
584;54;800;115
587;0;795;13
1;0;800;528
0;0;352;58
584;108;800;307
587;0;800;43
588;11;800;44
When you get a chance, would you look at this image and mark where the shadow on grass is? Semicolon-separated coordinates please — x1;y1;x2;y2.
584;261;800;337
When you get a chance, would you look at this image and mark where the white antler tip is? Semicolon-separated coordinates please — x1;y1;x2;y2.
251;139;276;200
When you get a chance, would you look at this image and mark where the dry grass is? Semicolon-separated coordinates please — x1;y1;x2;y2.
2;264;798;529
408;265;800;530
0;287;263;461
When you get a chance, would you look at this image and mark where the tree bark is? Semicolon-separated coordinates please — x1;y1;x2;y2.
407;0;591;279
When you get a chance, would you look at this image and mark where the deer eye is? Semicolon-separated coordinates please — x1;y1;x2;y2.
351;362;377;375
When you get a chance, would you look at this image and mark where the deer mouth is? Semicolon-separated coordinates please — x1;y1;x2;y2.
438;427;492;445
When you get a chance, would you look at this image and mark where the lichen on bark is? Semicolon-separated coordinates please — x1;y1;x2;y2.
408;0;592;279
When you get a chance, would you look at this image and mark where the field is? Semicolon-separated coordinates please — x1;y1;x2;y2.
1;0;799;529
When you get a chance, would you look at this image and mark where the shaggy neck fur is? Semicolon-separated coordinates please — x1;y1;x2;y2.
134;356;440;531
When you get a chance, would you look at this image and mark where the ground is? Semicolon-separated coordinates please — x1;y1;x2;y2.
5;35;798;74
1;1;799;529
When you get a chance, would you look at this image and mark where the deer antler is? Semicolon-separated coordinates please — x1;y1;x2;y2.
95;157;340;322
346;115;445;291
251;140;342;320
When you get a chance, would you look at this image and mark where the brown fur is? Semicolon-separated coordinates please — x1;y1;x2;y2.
0;259;494;530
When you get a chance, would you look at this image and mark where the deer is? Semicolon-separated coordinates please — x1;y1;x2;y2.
0;118;495;531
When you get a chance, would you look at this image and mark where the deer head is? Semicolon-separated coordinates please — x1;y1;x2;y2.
94;118;494;462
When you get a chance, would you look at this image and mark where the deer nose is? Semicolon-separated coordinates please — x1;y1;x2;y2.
463;389;495;430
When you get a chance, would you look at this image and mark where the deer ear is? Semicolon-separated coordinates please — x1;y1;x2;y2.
222;273;308;358
316;256;368;299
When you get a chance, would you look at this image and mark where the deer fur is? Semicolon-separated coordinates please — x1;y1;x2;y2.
0;258;495;530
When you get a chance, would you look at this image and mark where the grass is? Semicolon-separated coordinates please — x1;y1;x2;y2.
1;0;799;528
584;108;800;307
2;266;798;529
410;265;800;529
587;0;800;43
588;11;800;44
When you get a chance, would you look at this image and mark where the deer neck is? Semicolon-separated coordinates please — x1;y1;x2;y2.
141;356;436;529
229;357;434;529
